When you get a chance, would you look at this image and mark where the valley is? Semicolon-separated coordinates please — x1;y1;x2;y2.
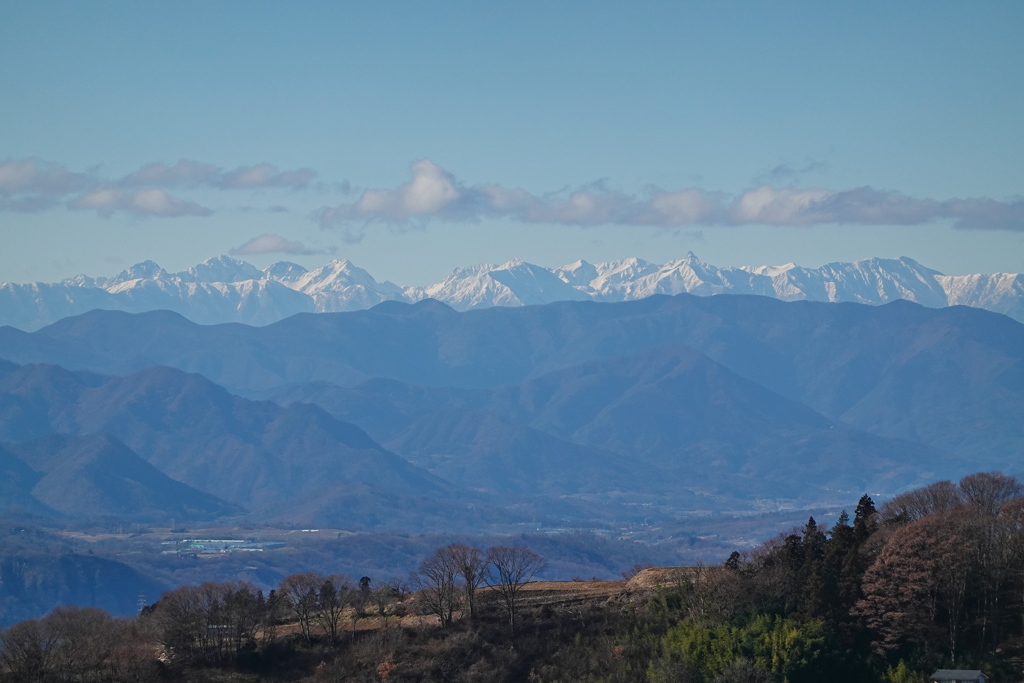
1;290;1021;631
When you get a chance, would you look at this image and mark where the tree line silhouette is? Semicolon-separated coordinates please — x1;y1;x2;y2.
1;473;1023;682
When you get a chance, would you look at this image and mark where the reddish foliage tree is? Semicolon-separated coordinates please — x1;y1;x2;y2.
855;511;970;658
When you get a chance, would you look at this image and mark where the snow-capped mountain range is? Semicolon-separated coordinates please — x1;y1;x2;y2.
1;253;1021;330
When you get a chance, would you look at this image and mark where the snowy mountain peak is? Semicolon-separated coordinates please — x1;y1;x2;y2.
107;260;168;286
423;258;588;310
498;258;527;269
559;259;591;270
288;258;407;312
60;273;106;288
554;260;599;287
808;256;948;306
596;257;657;278
1;254;1021;330
263;261;308;285
894;255;932;270
175;255;264;283
297;259;376;288
742;262;797;276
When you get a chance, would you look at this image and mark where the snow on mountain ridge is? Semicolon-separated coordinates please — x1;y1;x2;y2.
291;259;408;312
1;254;1021;329
937;272;1024;321
555;257;659;298
422;259;588;310
105;260;167;287
174;255;264;284
262;261;308;286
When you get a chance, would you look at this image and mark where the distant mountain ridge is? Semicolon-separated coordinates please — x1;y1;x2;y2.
1;294;1021;507
0;361;478;527
1;253;1021;329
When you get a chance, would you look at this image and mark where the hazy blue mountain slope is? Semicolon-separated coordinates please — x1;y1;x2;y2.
0;362;460;518
0;445;53;517
1;294;1021;471
645;298;1024;463
273;378;484;443
492;344;830;450
287;344;945;501
8;433;238;521
0;530;165;627
384;408;659;496
806;304;1024;459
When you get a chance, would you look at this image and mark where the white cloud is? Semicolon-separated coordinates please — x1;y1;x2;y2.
315;160;1024;232
650;189;720;224
218;163;317;189
229;233;325;256
0;158;93;201
317;160;465;224
730;186;833;224
6;156;1023;232
943;197;1024;231
69;188;212;218
120;159;317;190
0;157;320;219
119;160;220;187
71;189;120;211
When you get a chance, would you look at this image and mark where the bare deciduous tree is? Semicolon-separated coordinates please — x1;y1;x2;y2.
486;545;546;633
47;605;121;680
220;583;266;655
676;563;735;626
448;544;487;619
959;472;1024;516
370;581;401;629
0;617;59;682
967;490;1024;649
315;575;353;645
412;548;461;627
278;573;323;644
879;480;961;525
151;581;266;662
107;617;159;682
0;605;140;682
151;585;206;661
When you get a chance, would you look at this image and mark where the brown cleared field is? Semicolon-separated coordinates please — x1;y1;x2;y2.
383;568;691;629
250;567;696;640
511;567;696;607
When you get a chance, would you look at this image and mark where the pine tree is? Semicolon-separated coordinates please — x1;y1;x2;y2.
796;517;827;618
853;494;877;546
819;511;853;624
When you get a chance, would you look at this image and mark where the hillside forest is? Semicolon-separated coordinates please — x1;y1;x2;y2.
1;472;1023;682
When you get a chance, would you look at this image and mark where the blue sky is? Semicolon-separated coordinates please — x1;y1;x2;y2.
1;1;1022;285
